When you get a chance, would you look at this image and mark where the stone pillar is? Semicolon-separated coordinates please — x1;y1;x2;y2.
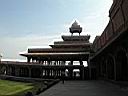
55;69;56;77
59;70;61;76
61;61;65;66
56;70;58;77
7;66;12;76
45;69;47;77
42;61;44;64
28;67;31;77
44;61;46;65
50;69;52;77
88;59;92;80
61;69;65;80
49;69;50;77
54;61;56;66
6;66;9;75
0;65;2;75
79;61;83;65
58;70;59;77
57;70;59;77
88;59;97;80
59;70;60;77
71;61;73;65
59;61;61;65
80;67;85;80
27;57;31;63
52;70;53;77
41;68;43;78
69;61;73;79
48;69;50;78
57;61;59;65
32;58;34;63
15;66;20;77
44;69;46;77
39;60;41;64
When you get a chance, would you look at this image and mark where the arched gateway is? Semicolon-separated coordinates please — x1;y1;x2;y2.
0;21;91;80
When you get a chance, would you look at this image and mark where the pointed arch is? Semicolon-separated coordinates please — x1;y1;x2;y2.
115;46;128;81
106;54;115;80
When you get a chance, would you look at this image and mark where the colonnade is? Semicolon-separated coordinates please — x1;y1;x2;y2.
27;57;66;66
89;46;128;81
0;61;85;80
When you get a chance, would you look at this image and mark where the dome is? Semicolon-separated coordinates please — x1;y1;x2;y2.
71;20;80;28
69;20;82;35
72;21;78;26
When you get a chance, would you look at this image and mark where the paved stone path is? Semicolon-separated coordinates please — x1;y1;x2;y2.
39;80;128;96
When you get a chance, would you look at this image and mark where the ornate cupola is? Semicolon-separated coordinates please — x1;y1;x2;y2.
69;20;82;35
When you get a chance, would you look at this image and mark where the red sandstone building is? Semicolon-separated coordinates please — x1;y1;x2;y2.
21;21;90;64
89;0;128;80
0;21;91;80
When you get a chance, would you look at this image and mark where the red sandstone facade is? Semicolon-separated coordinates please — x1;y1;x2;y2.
90;0;128;80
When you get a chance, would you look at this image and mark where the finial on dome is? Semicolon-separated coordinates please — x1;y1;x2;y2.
69;20;82;36
72;20;78;26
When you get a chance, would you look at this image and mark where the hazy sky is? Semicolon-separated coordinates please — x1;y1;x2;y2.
0;0;113;60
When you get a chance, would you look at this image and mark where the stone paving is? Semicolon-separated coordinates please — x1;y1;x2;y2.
39;80;128;96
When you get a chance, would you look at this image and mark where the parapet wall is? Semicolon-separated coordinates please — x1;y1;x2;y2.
92;0;128;52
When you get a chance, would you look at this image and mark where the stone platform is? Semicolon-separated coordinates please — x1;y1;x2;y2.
39;80;128;96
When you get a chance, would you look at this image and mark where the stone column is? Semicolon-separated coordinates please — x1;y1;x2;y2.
57;61;59;65
45;69;47;77
6;66;9;75
47;61;50;65
15;66;20;77
79;61;83;65
28;67;31;77
53;69;55;78
69;61;73;79
80;67;85;80
88;59;92;79
71;61;73;65
41;68;43;78
59;61;61;65
61;61;66;66
27;57;31;63
52;69;53;77
47;69;50;78
57;69;59;78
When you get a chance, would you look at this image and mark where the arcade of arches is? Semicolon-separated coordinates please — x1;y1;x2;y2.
89;0;128;81
0;61;88;80
90;47;128;81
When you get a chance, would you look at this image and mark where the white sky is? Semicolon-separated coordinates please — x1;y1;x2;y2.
0;0;113;61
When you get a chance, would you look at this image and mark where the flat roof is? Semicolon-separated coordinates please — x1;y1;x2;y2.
20;52;89;56
20;52;90;61
28;48;90;53
62;35;90;41
50;42;91;48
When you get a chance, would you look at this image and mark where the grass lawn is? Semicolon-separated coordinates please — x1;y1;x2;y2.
0;79;34;96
